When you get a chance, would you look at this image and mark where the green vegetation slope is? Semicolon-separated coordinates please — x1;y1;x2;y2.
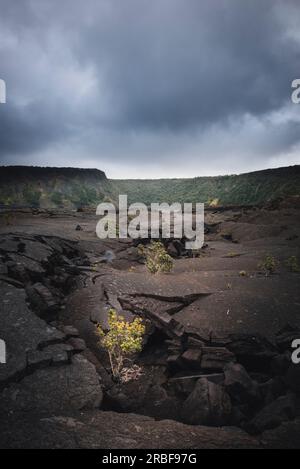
0;165;299;208
114;166;300;205
0;166;116;209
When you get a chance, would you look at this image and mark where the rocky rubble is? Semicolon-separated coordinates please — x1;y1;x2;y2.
57;245;300;436
84;268;300;435
1;354;102;413
181;377;232;426
0;234;90;314
102;313;300;434
0;235;103;420
1;231;300;448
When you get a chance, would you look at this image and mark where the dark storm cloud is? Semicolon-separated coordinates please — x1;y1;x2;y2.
0;0;299;176
76;0;299;129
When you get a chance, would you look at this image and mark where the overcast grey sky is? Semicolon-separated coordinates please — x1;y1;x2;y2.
0;0;300;178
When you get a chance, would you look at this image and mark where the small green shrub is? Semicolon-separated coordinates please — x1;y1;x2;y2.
138;241;173;274
239;270;247;277
286;256;300;272
96;309;145;379
208;198;220;207
226;251;241;258
258;255;278;276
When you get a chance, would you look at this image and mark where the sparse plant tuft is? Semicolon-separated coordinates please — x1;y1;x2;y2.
239;270;247;277
208;198;220;207
226;251;240;258
258;255;278;276
138;241;173;274
96;309;145;379
120;364;143;383
286;256;300;273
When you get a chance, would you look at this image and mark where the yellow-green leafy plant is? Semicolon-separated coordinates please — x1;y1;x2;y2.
258;255;278;276
208;198;220;207
96;309;145;379
226;251;241;258
138;241;173;274
286;256;300;273
239;270;247;277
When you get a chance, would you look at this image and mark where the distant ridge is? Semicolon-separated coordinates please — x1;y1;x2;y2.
0;166;114;209
114;165;300;206
0;165;299;208
0;165;106;180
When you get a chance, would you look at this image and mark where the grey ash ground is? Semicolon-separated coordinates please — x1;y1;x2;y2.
0;198;300;448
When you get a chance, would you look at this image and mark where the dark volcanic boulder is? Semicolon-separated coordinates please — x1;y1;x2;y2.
224;362;260;404
247;394;296;434
181;377;232;426
26;282;60;317
61;325;80;338
167;241;179;258
105;366;172;419
226;333;277;372
259;377;286;405
6;253;45;282
170;373;224;399
142;384;180;420
271;352;291;376
285;364;300;394
1;355;103;414
275;324;300;353
181;348;202;370
0;282;65;384
200;347;235;371
67;337;87;353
